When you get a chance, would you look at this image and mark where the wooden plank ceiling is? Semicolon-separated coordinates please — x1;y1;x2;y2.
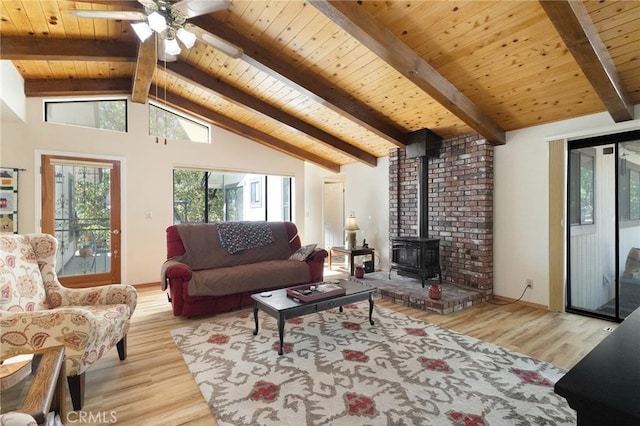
1;0;638;171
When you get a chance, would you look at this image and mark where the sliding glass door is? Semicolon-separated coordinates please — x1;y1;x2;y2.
567;131;640;321
618;139;640;318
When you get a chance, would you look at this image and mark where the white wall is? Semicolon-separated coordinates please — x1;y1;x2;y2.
341;157;390;271
0;60;26;122
495;106;640;307
0;95;307;285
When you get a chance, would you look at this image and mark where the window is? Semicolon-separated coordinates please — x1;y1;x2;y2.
150;103;209;143
250;179;262;208
620;156;640;222
45;99;127;132
569;150;595;225
172;168;293;224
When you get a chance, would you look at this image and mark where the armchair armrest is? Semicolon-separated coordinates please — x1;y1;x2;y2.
44;283;137;317
0;308;97;374
161;259;193;291
0;412;38;426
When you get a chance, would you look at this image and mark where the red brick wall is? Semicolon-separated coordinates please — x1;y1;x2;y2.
389;133;494;291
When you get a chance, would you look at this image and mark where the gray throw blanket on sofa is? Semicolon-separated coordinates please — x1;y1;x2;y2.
217;221;275;254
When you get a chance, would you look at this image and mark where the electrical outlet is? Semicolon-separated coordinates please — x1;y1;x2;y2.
526;279;534;289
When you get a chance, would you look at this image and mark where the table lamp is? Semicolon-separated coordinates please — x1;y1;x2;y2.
344;213;359;249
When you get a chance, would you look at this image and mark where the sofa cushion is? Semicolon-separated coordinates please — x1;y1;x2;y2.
289;244;317;261
175;222;292;270
187;260;311;297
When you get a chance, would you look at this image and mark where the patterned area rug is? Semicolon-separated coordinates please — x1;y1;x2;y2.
171;304;575;425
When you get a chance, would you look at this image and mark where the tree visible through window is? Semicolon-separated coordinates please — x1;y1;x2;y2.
630;169;640;220
150;103;209;143
45;99;127;132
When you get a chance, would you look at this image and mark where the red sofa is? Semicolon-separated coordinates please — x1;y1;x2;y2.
162;221;327;317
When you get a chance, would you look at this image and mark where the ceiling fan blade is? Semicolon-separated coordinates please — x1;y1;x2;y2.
171;0;231;19
69;9;147;20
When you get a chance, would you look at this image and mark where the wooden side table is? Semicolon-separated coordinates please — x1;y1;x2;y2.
1;346;66;425
329;246;375;276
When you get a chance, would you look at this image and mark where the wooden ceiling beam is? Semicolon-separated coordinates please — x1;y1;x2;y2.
131;38;156;104
0;37;136;62
539;0;634;122
24;78;131;97
163;61;377;167
310;0;506;146
190;14;408;148
150;86;341;173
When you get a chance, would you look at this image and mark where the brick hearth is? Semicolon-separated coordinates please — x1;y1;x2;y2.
388;132;494;312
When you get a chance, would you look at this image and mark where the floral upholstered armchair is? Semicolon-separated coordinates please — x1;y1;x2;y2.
0;233;137;410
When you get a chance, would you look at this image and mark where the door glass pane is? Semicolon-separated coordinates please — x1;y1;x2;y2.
568;145;616;316
619;140;640;319
54;164;111;277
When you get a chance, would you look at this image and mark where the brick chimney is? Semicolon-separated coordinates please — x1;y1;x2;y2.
389;133;494;291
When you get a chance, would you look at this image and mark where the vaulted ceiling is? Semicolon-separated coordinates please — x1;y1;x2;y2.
1;0;638;172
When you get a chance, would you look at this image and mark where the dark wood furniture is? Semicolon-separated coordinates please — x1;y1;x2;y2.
252;279;376;355
389;237;441;287
328;246;375;276
554;307;640;425
0;346;66;425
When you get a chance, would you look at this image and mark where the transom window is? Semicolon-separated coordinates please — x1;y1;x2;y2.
44;99;127;132
150;103;209;144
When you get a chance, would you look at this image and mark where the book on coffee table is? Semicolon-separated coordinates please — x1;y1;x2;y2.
286;281;346;302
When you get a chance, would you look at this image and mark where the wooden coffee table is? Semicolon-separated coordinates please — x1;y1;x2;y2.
252;279;376;355
0;346;66;425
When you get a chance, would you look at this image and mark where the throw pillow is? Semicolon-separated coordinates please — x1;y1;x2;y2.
289;243;317;261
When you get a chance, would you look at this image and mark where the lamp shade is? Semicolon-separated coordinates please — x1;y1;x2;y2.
147;11;167;32
177;28;196;48
131;22;153;42
164;37;181;55
345;214;359;231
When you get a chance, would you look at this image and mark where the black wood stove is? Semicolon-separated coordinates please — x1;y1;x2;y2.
390;129;443;287
389;236;441;287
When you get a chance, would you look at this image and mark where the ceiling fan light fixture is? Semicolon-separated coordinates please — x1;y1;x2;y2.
177;28;196;49
132;22;153;42
164;37;182;56
148;11;167;33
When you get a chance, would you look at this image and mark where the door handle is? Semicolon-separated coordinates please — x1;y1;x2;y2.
112;229;120;235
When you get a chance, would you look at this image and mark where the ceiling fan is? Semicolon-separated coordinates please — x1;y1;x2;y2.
69;0;243;61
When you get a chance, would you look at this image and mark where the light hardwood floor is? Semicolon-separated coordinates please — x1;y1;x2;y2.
74;284;616;425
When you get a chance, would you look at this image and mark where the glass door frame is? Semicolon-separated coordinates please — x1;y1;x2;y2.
566;130;640;322
41;154;122;288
